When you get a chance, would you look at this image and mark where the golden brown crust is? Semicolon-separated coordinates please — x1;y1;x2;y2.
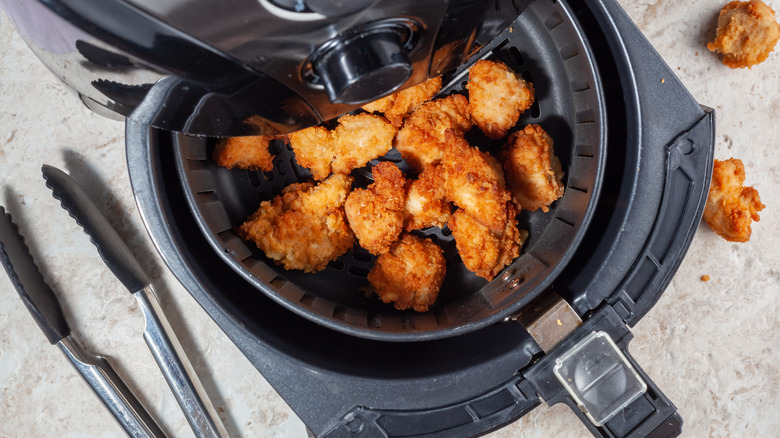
360;94;394;115
704;158;765;242
362;77;443;126
212;135;275;172
448;204;528;280
501;124;565;212
287;126;334;180
287;114;397;181
344;162;407;255
467;59;535;140
331;114;397;174
440;135;511;233
394;94;472;172
707;0;780;68
367;233;446;312
237;174;355;272
403;164;452;231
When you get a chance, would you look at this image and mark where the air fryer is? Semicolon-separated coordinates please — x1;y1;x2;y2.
122;0;715;436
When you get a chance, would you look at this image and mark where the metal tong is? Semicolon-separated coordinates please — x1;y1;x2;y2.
0;165;229;437
41;165;229;438
0;206;166;438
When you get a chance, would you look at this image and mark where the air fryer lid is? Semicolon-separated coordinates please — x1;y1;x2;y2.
173;0;607;341
7;0;530;137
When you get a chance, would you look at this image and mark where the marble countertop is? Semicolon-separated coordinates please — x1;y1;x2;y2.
1;1;778;436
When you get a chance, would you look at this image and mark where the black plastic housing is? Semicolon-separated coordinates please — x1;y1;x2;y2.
125;0;715;436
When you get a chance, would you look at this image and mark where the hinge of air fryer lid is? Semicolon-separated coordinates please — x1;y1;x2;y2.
512;291;582;353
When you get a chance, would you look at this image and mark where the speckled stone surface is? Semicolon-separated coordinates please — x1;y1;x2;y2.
1;1;778;437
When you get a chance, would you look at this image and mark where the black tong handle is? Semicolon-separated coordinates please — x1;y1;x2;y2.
0;207;71;344
42;165;150;293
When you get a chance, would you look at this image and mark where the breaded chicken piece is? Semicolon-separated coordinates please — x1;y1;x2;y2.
212;135;275;171
394;94;472;172
467;59;535;140
345;162;407;255
367;233;446;312
704;158;764;242
448;205;528;281
403;164;452;231
361;95;394;115
362;77;443;126
501;124;565;212
287;126;333;180
288;114;396;181
237;174;355;272
331;114;397;175
707;0;780;69
441;136;511;232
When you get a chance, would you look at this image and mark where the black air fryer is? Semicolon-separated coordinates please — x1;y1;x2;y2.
6;0;715;436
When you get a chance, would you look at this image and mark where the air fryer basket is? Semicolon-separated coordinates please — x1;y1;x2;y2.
173;0;606;341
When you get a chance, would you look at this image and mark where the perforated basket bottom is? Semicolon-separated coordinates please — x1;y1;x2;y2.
174;0;606;341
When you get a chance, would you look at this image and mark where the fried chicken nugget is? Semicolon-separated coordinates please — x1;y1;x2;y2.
238;174;355;272
288;114;396;181
287;126;333;180
212;135;275;171
441;136;511;232
367;233;446;312
467;59;535;140
707;0;780;69
345;162;407;255
331;114;397;175
501;124;565;212
362;77;443;126
704;158;765;242
448;205;528;281
403;164;452;231
394;94;472;172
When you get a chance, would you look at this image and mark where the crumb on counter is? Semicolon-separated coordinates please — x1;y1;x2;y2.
701;275;711;282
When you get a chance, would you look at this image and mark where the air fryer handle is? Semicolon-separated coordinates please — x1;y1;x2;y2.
563;345;682;438
40;0;253;86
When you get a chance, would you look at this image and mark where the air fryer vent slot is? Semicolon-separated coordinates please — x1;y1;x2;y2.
348;266;370;278
327;260;345;270
368;313;382;329
556;216;576;228
560;44;580;60
507;46;525;66
572;77;591;93
545;11;564;30
576;109;596;124
300;293;316;307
